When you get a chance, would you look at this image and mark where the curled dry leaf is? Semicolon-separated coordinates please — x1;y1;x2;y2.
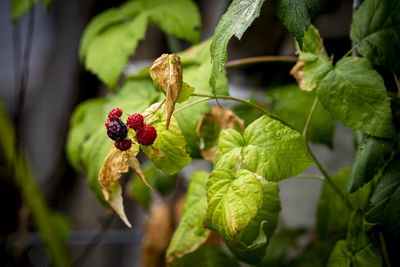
141;200;173;267
98;144;153;227
196;106;244;162
149;54;182;130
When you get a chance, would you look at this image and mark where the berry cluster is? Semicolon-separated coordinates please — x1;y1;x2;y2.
105;108;157;151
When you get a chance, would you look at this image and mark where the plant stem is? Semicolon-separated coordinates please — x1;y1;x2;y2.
295;173;325;181
173;97;211;115
191;93;269;115
343;45;358;58
393;73;400;96
307;145;354;210
378;232;392;267
225;56;297;68
303;97;318;137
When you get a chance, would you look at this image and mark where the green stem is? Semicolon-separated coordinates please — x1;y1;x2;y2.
303;97;318;137
307;145;354;210
295;173;325;181
378;232;392;267
343;45;358;58
173;97;211;115
191;93;269;115
225;56;297;68
393;73;400;96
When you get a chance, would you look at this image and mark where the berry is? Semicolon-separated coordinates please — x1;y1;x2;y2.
114;139;132;151
127;113;144;131
105;119;110;128
107;119;127;141
136;125;157;146
108;108;122;120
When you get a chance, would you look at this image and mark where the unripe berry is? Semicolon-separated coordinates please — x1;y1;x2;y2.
114;139;132;151
127;113;144;131
136;125;157;146
108;108;123;120
107;119;127;142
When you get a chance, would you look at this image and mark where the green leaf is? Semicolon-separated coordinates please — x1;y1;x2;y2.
142;115;192;175
167;171;210;265
215;115;313;182
177;82;194;103
317;56;396;139
276;0;326;49
11;0;38;22
232;95;264;127
66;80;162;203
209;0;266;91
128;163;176;210
84;13;148;89
171;246;239;267
317;168;371;240
143;0;201;43
80;0;201;89
327;210;382;267
204;169;263;243
265;84;334;147
350;0;400;72
347;134;394;193
226;179;281;264
366;154;400;236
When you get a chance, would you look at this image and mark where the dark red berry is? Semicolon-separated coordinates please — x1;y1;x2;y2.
136;125;157;146
127;113;144;131
108;108;123;120
114;139;132;151
105;119;111;128
107;119;127;142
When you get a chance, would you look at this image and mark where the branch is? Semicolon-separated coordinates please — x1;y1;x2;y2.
225;56;297;68
303;97;318;137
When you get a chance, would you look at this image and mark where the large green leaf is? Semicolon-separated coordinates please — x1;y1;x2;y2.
166;171;210;265
209;0;266;91
317;168;371;240
366;154;400;236
215;115;313;182
80;0;201;89
226;179;281;264
317;56;396;139
350;0;400;72
66;80;162;202
327;210;382;267
142;115;191;175
265;84;334;147
171;246;239;267
204;169;263;243
276;0;326;49
347;134;394;193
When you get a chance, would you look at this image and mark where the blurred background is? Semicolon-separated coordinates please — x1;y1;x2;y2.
0;0;356;266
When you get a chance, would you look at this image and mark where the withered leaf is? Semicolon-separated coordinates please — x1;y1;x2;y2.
98;144;153;227
196;106;244;162
149;54;182;130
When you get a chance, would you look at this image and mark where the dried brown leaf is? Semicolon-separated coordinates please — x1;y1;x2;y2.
196;106;244;162
141;200;173;267
149;54;182;130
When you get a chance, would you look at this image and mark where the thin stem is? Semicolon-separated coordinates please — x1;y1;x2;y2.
303;97;318;137
225;56;297;68
295;173;325;181
191;93;269;115
307;145;354;210
378;232;392;267
343;45;358;58
173;97;211;115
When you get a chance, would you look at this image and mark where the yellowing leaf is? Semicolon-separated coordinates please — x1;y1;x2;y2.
98;144;152;227
150;54;183;130
196;106;244;162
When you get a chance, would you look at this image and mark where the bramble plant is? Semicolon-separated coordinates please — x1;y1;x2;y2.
63;0;400;266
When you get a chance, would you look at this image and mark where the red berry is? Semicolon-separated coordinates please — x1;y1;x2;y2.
108;108;122;120
127;113;144;131
105;119;111;128
114;139;132;151
136;125;157;146
107;119;128;141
